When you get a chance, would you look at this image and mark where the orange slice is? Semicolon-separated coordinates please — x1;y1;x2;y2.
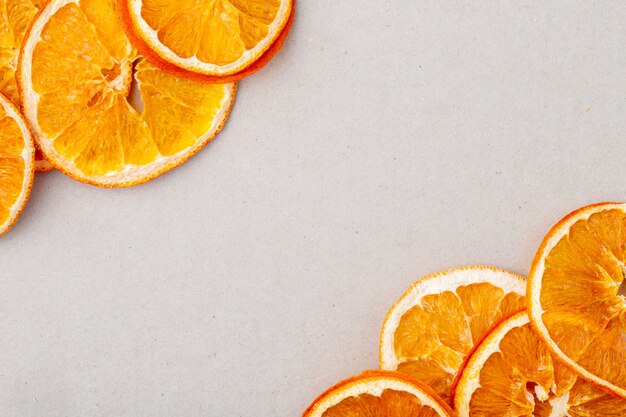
303;370;454;417
0;0;42;105
0;0;53;172
18;0;236;187
453;310;626;416
0;91;34;236
379;266;526;400
120;0;294;78
528;202;626;398
118;0;295;84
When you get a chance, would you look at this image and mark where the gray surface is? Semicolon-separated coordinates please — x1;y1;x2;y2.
2;1;626;416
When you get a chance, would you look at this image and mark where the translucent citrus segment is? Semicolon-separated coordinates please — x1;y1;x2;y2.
125;0;293;76
303;371;454;417
0;0;39;104
0;92;34;236
380;266;526;400
453;311;626;417
18;0;236;187
528;203;626;398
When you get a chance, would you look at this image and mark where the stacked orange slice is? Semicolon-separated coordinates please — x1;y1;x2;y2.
528;203;626;398
0;0;51;172
303;203;626;416
0;91;33;236
303;371;454;417
18;0;237;187
118;0;295;82
453;311;625;416
379;266;526;400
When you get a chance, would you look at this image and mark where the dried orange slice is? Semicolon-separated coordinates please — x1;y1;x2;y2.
118;0;295;84
18;0;236;187
453;310;626;416
380;266;526;400
0;0;42;105
0;91;34;236
528;202;626;398
303;370;454;417
119;0;294;78
0;0;53;172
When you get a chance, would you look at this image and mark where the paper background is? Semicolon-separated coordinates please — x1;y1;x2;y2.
2;1;626;415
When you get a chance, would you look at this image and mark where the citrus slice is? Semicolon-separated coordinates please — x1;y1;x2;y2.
0;91;34;236
379;266;526;400
453;310;626;416
528;202;626;398
0;0;42;105
120;0;294;78
0;1;54;173
303;370;454;417
118;0;295;84
18;0;236;187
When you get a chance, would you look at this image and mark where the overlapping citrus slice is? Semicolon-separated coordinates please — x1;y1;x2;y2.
379;266;526;400
0;91;34;236
453;310;626;416
0;0;41;104
18;0;236;187
528;203;626;398
0;0;53;172
119;0;294;80
303;371;454;417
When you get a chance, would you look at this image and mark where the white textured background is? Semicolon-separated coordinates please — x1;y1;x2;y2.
3;1;626;416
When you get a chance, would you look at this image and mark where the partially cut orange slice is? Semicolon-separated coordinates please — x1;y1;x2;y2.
453;311;626;416
119;0;294;79
0;0;41;104
303;370;454;417
0;0;54;172
0;91;34;236
18;0;236;187
528;202;626;398
380;266;526;400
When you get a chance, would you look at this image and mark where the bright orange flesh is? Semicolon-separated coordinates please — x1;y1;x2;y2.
0;92;33;236
454;312;626;416
394;283;524;398
19;0;236;187
381;267;526;400
529;204;626;396
0;106;25;224
0;0;53;172
141;0;280;62
118;0;295;84
140;0;282;65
